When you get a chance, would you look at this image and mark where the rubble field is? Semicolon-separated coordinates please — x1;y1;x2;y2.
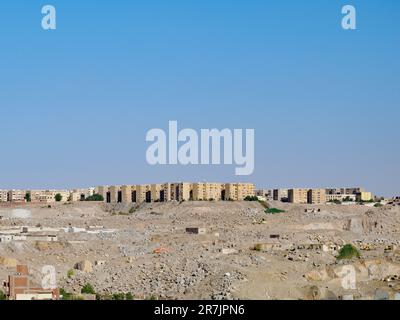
1;200;400;300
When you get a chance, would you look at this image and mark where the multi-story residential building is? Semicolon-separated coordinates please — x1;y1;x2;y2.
0;190;8;202
326;194;357;202
326;187;365;195
29;190;71;203
192;183;222;201
95;186;109;200
170;183;192;202
288;188;309;204
255;189;273;201
224;183;255;201
99;182;255;204
307;189;326;204
273;189;289;202
7;190;26;203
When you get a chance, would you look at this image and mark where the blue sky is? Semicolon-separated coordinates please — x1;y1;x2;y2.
0;1;399;196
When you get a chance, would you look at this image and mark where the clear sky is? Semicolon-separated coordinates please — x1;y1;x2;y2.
0;0;399;196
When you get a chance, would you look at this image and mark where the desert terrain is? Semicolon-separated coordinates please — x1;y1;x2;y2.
1;200;400;300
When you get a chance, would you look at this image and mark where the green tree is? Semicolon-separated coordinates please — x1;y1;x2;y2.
0;289;6;300
55;193;63;202
85;194;104;202
24;192;31;202
81;283;96;295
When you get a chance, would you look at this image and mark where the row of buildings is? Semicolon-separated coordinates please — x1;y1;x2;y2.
95;182;255;203
0;183;255;204
0;188;95;204
255;187;374;204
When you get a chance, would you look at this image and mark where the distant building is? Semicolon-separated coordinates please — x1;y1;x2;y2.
326;187;365;195
7;190;26;203
100;182;255;203
0;190;8;202
288;188;327;204
288;189;309;204
326;194;356;202
192;183;222;201
356;192;373;202
255;189;273;201
307;189;326;204
273;189;288;202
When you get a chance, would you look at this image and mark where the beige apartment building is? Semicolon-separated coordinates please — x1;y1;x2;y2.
326;194;356;202
29;190;71;203
99;182;255;204
0;190;8;202
307;189;326;204
288;188;309;204
273;189;289;202
223;183;255;201
7;190;26;203
192;183;222;201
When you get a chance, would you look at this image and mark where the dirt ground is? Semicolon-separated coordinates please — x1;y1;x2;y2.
1;200;400;300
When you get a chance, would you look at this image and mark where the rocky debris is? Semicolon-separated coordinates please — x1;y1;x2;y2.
0;256;19;267
1;201;400;299
74;260;93;273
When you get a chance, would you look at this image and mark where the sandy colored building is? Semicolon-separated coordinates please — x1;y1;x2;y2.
326;194;356;202
7;190;26;203
99;182;255;204
273;189;289;202
0;190;8;202
224;183;255;201
28;190;71;203
192;183;222;201
288;188;309;204
307;189;326;204
356;192;373;202
256;189;273;201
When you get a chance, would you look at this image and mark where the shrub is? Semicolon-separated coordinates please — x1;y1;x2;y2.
67;269;74;278
374;203;383;208
244;196;259;201
337;244;361;260
0;289;6;300
81;283;96;295
125;292;134;300
265;208;285;214
129;207;136;214
112;293;125;300
85;194;104;202
60;288;72;300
